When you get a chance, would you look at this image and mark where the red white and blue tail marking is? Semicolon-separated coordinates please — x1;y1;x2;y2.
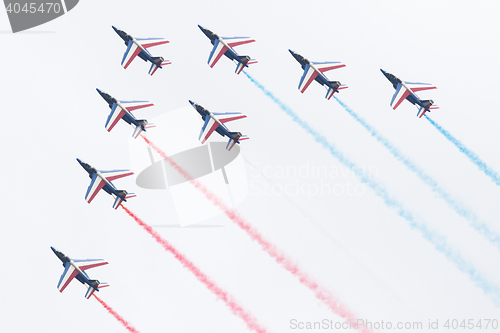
149;60;171;76
235;59;257;74
417;104;439;118
326;84;348;100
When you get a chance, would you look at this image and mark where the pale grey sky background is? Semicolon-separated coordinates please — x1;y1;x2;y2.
1;1;500;332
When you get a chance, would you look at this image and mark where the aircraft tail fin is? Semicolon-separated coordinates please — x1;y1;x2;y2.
235;56;257;74
325;81;347;100
112;191;136;209
149;56;171;76
132;125;144;139
85;280;109;299
417;99;438;118
132;120;156;138
226;132;249;151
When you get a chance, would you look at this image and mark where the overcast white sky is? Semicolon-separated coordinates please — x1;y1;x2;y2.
1;1;500;332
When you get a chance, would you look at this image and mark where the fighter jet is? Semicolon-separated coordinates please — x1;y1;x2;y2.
189;100;248;151
381;69;439;118
112;26;171;75
96;89;155;138
198;25;257;74
289;50;347;100
77;158;135;209
51;247;109;299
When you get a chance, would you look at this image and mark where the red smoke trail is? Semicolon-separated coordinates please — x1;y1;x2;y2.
93;294;140;333
120;204;268;333
141;135;370;333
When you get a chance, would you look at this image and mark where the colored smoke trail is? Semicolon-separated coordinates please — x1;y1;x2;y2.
93;294;140;333
334;96;500;250
243;71;500;306
425;114;500;186
120;205;268;333
242;154;413;312
140;135;369;332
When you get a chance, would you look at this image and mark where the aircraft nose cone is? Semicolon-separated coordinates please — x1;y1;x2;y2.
51;246;62;257
188;100;196;106
380;69;391;79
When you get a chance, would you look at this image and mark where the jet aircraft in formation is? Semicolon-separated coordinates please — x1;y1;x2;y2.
54;25;442;299
96;89;155;138
198;25;257;75
77;158;135;209
189;100;248;151
113;26;171;75
381;69;438;118
51;247;109;299
289;50;348;100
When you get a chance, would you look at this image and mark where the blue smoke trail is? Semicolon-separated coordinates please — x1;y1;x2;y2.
243;71;500;306
425;114;500;186
333;96;500;250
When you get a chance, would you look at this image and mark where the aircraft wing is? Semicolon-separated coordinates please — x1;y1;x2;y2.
121;40;143;69
119;100;154;112
298;64;319;93
85;173;106;203
312;61;346;73
100;170;134;182
208;39;228;68
57;262;79;292
390;83;411;110
404;81;437;93
135;37;169;49
105;104;127;132
212;112;246;123
199;116;219;144
73;259;108;271
221;37;255;48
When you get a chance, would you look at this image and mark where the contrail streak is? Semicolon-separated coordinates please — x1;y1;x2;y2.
120;204;268;333
334;96;500;250
424;114;500;186
93;294;140;333
242;154;415;313
243;71;500;306
140;134;370;332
